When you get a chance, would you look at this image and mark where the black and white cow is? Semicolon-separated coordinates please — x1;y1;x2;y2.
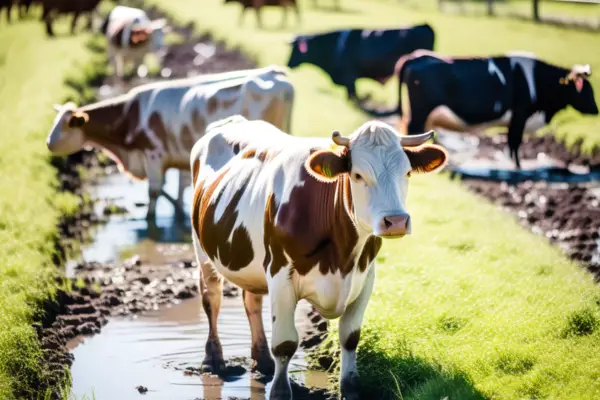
390;51;598;168
287;24;435;103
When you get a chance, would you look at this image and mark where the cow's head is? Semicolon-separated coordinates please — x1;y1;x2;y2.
287;36;311;69
46;102;90;155
560;64;598;115
305;121;447;238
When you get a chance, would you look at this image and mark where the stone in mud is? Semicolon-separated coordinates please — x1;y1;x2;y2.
135;385;148;394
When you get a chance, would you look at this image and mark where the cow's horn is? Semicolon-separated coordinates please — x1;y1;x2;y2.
53;104;62;112
399;130;435;147
332;131;350;147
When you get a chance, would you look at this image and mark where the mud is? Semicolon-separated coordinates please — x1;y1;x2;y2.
35;2;332;399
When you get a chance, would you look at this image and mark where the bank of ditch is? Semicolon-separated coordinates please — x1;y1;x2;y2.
0;15;113;399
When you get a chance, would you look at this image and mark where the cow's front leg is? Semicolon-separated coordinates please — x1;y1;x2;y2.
338;266;375;400
243;290;275;375
268;265;299;399
200;260;226;373
145;155;164;221
174;171;190;220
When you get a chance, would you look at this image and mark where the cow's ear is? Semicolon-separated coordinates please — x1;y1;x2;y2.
305;150;349;182
404;144;447;173
68;111;89;128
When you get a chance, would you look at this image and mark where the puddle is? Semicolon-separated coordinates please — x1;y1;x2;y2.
79;168;193;265
68;297;329;400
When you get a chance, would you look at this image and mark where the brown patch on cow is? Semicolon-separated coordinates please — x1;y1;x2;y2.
148;111;171;152
344;329;361;351
192;109;206;133
263;193;288;276
250;92;263;103
192;160;201;186
404;144;448;173
241;149;257;159
80;99;154;179
207;98;218;115
220;98;237;111
257;150;269;162
181;124;196;152
272;341;298;359
194;168;254;272
268;168;360;277
358;236;382;272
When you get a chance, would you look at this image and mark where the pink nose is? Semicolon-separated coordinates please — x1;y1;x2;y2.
379;213;411;237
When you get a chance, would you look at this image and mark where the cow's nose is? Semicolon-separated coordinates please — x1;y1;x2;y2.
379;213;411;237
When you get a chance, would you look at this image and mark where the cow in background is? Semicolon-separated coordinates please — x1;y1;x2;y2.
287;24;435;103
46;66;295;221
41;0;102;36
0;0;12;22
101;5;170;79
391;50;598;168
189;116;447;399
224;0;300;29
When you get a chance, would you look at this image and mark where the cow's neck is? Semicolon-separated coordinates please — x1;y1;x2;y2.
534;62;571;120
80;98;150;178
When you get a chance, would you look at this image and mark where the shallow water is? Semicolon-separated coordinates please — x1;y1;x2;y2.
67;170;329;400
68;297;328;400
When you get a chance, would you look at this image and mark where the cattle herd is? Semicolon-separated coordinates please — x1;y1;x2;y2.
34;2;600;400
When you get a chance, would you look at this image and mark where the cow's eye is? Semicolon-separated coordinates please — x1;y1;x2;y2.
353;173;362;181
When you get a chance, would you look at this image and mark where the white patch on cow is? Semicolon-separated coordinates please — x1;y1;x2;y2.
509;54;537;103
488;59;506;85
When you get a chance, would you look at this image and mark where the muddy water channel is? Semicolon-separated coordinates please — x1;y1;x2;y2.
66;169;329;400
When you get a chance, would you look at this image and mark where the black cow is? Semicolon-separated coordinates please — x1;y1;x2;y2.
391;51;598;168
286;24;435;102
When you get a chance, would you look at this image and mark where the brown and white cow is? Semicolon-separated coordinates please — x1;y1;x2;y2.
46;65;295;220
101;5;170;79
189;115;447;399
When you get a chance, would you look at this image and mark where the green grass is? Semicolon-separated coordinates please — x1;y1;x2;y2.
145;0;600;398
0;9;103;399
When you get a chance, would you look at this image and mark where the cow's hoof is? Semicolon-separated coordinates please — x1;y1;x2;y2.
201;356;226;374
269;376;292;400
340;372;361;400
202;338;226;374
251;353;275;376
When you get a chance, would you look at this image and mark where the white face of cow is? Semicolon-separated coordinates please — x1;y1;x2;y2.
306;121;447;238
46;102;89;155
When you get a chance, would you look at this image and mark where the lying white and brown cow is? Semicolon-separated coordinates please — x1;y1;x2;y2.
47;66;295;220
101;5;170;78
189;115;447;399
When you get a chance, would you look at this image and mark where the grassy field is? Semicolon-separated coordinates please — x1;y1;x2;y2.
145;0;600;398
0;12;101;399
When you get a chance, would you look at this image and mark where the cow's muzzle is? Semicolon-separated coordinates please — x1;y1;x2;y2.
377;213;411;238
